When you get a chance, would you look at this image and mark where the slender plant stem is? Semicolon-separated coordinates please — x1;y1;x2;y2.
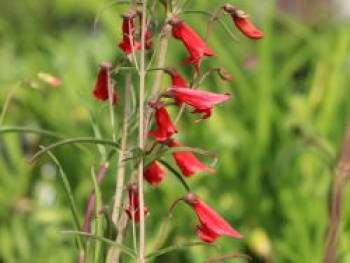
324;120;350;263
107;70;133;263
108;64;116;142
144;24;171;138
112;70;132;226
83;159;110;234
113;212;130;262
138;0;148;262
324;171;348;263
0;81;21;126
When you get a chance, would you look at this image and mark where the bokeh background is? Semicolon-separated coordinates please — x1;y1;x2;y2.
1;0;350;262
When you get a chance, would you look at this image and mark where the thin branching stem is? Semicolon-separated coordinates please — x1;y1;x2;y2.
112;70;132;226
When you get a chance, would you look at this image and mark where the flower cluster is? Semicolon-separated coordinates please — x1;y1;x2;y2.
92;2;264;245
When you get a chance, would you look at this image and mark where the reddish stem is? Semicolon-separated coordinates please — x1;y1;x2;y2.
83;161;109;233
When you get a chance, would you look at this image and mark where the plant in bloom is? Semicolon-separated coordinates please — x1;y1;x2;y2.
166;139;215;177
144;161;166;186
66;1;264;261
183;193;243;243
168;16;215;73
93;62;118;103
223;3;264;39
125;182;149;223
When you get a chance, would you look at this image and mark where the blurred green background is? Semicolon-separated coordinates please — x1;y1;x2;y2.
1;0;350;262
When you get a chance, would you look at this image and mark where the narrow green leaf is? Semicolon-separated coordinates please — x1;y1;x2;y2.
158;159;190;192
90;167;103;263
0;81;21;126
146;241;217;260
89;112;107;160
30;137;120;163
62;231;136;258
203;253;252;263
0;126;63;139
45;151;84;252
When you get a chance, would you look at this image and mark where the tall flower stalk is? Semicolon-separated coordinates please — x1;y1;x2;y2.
137;1;148;262
31;1;266;262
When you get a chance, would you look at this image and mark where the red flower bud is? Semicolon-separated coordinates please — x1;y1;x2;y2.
118;12;141;54
144;161;166;186
168;16;215;72
125;182;149;223
37;72;62;87
149;105;177;142
165;87;230;121
93;63;118;104
223;4;264;39
218;67;233;82
183;193;243;243
167;139;215;177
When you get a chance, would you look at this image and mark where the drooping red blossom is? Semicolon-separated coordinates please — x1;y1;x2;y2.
93;62;118;104
183;193;243;243
168;16;215;72
166;139;215;177
164;67;189;89
223;4;264;39
149;104;177;141
144;161;166;186
125;182;149;223
165;87;230;121
137;10;153;50
118;12;141;55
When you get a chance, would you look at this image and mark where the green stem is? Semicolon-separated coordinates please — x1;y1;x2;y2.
0;81;21;126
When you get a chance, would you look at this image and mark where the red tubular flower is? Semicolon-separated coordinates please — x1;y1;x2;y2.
166;139;215;177
118;12;141;54
144;161;166;186
93;62;118;104
165;87;230;121
223;4;264;39
168;16;215;73
164;67;189;89
149;105;177;141
183;193;243;243
125;182;149;223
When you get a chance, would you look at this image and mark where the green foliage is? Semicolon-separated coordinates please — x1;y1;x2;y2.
1;0;350;262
